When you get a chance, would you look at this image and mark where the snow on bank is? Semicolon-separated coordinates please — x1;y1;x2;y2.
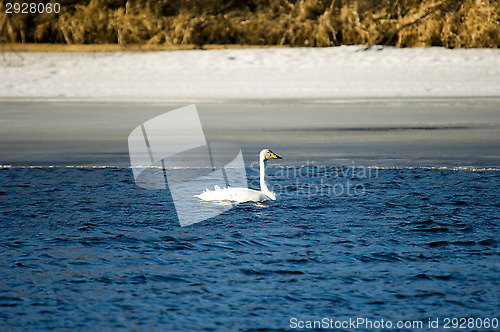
1;46;499;99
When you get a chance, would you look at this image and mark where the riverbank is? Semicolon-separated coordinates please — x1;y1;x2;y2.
1;43;274;52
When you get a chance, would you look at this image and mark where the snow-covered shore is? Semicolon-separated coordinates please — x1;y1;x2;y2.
1;46;499;99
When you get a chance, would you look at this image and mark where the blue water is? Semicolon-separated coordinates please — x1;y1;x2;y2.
0;165;499;331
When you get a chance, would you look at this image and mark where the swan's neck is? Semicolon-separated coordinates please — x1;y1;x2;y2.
260;158;274;199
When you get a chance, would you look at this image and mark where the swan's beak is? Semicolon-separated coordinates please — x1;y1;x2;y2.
270;151;282;159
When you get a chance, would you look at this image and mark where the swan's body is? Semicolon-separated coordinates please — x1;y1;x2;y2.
195;149;282;203
195;185;269;202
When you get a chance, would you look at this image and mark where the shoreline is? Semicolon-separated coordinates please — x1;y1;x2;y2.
2;43;497;53
1;96;500;102
1;43;291;52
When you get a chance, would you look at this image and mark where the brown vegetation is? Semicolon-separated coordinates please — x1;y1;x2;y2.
1;0;499;48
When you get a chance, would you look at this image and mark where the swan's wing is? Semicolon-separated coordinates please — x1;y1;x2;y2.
194;185;223;198
226;188;267;202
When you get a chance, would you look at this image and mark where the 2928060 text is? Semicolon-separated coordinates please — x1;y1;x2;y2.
5;2;61;14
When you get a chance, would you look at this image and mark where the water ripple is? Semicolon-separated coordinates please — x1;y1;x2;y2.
0;166;498;330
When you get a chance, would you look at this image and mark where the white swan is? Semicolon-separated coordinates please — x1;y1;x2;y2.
195;149;282;203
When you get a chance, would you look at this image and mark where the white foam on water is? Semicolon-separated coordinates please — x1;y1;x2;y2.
3;165;499;171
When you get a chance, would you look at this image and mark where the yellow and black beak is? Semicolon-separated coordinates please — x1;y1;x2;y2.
269;151;283;159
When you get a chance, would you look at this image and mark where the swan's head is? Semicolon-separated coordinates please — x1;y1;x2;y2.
260;149;282;162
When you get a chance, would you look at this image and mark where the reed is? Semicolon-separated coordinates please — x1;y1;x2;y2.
1;0;498;47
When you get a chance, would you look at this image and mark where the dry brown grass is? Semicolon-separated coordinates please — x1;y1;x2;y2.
1;0;499;48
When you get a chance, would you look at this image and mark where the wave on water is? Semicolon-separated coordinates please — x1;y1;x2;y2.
0;161;498;330
2;165;499;171
368;166;500;172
